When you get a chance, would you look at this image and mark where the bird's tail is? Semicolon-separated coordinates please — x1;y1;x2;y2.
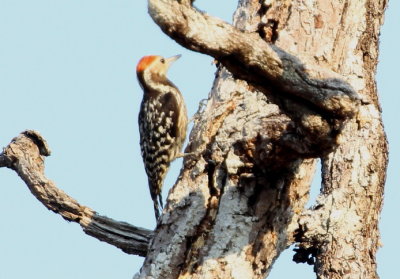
151;191;163;220
148;174;165;221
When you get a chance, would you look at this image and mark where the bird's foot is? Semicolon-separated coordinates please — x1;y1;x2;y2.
175;152;197;159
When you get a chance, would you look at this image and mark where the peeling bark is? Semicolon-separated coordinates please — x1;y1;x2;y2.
137;0;388;278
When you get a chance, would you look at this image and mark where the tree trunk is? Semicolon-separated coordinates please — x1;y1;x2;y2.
137;0;388;278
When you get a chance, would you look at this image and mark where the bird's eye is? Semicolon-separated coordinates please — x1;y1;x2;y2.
160;58;165;63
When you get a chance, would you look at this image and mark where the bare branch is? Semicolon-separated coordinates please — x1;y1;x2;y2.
0;130;151;257
148;0;360;119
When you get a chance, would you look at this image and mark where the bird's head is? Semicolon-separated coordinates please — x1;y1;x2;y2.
136;55;181;81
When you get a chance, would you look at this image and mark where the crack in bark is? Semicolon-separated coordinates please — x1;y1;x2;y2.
179;159;217;276
178;91;236;276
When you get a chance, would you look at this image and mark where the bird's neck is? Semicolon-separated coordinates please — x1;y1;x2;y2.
138;70;178;95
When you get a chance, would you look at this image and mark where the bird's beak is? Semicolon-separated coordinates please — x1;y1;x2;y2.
165;54;181;67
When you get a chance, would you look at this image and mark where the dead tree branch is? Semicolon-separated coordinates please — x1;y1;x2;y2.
0;130;151;257
148;0;360;119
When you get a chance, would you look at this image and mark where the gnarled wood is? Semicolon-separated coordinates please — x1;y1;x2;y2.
136;0;388;278
148;0;360;119
0;130;151;257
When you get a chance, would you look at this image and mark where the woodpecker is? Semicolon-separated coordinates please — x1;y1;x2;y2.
136;55;188;220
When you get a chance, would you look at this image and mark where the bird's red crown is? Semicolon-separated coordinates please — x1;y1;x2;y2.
136;55;158;73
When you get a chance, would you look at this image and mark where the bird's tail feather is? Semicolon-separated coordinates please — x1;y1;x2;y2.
153;199;161;220
152;193;163;220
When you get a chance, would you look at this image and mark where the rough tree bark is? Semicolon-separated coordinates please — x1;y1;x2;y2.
0;1;388;279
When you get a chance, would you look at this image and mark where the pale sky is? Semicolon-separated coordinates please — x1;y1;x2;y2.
0;1;398;278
